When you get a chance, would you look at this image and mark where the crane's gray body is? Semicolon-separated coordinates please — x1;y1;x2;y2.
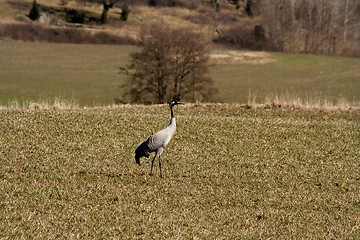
135;117;176;163
135;100;181;177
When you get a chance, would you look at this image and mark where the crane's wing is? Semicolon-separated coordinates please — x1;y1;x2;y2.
135;123;175;165
135;132;164;156
135;138;151;165
147;132;166;152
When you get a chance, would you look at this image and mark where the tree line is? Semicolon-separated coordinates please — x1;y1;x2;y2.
251;0;360;56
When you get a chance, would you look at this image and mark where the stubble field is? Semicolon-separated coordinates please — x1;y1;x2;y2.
1;104;359;239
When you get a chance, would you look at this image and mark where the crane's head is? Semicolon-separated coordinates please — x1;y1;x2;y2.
169;98;183;108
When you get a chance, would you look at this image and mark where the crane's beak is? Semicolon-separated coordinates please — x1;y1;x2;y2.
177;102;184;105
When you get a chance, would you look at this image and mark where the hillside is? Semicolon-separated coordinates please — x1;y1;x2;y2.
1;0;359;56
1;104;359;238
0;0;239;45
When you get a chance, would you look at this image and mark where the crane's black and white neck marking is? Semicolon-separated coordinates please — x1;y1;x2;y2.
135;99;183;177
169;99;180;118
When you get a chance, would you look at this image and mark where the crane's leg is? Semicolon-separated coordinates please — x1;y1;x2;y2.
150;152;157;176
158;154;162;178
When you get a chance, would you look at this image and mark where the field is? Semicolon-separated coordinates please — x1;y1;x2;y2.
0;41;136;106
1;41;360;107
1;104;359;239
211;51;360;104
1;1;359;238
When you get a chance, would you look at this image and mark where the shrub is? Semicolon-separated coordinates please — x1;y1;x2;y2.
120;3;130;21
148;0;199;8
149;0;156;7
58;0;69;6
0;23;136;45
214;20;272;51
66;9;87;24
28;0;40;21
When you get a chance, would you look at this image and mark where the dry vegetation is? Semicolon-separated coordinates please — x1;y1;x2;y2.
0;0;218;45
209;51;276;64
0;104;359;239
0;22;135;44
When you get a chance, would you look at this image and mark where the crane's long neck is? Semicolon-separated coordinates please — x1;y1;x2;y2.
170;105;174;118
168;105;176;127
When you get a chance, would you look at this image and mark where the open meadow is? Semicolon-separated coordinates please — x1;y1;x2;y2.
1;41;359;106
0;104;359;239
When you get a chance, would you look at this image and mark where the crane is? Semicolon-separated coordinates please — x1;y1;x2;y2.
135;99;183;177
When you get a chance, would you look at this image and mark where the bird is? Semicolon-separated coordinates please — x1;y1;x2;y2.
135;98;183;177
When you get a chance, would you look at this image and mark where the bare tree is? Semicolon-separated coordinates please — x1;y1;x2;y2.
120;24;217;104
77;0;119;24
101;0;116;24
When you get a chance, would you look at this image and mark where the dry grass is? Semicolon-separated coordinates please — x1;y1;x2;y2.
2;98;79;110
263;95;360;111
245;93;360;111
210;51;276;64
117;5;216;42
2;96;359;112
1;104;359;239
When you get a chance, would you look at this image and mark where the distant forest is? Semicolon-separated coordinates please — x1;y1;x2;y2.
252;0;360;57
218;0;360;57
